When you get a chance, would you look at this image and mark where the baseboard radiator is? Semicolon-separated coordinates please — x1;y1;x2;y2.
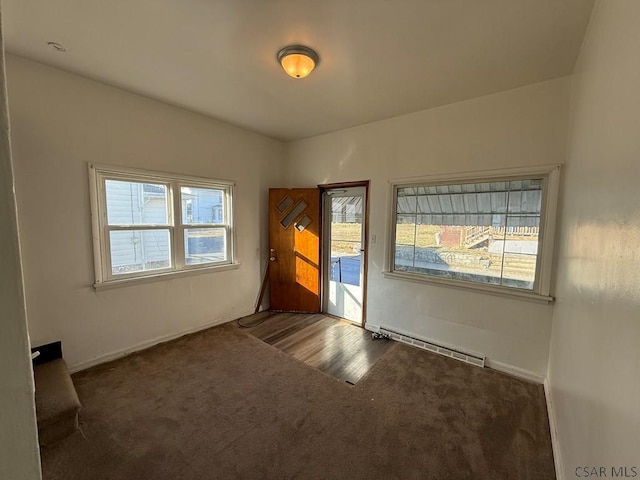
378;326;485;368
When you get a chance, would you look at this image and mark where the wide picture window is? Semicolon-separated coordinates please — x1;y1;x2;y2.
388;166;560;301
89;164;235;287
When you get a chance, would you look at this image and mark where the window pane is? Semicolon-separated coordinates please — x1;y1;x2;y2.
276;195;294;213
181;187;225;225
184;228;227;265
496;215;540;289
329;195;363;287
396;193;417;214
394;215;416;270
394;179;543;290
105;180;168;226
110;229;171;275
280;199;308;229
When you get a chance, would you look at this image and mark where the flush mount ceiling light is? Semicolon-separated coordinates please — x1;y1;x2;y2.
277;45;319;79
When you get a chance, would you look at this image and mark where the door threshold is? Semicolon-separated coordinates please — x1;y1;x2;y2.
321;312;364;328
269;309;322;314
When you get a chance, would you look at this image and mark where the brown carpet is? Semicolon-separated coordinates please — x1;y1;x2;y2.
41;323;555;480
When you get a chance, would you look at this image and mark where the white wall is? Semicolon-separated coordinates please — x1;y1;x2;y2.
7;55;284;370
287;78;572;378
0;23;42;480
547;1;640;477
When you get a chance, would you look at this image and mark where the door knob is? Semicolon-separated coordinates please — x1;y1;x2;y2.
270;248;277;262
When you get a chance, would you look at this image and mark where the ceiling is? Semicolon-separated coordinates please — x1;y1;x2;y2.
2;0;594;142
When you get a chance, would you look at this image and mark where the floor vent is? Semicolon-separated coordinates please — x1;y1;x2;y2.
379;327;485;368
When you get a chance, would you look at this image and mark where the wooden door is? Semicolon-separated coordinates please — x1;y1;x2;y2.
269;188;321;312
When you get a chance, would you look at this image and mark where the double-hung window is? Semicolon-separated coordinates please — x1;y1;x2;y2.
89;164;235;287
387;165;560;301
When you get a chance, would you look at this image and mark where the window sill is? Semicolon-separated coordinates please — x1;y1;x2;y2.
93;262;240;290
382;270;554;304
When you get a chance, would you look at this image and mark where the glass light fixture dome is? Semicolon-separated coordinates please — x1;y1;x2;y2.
277;45;319;79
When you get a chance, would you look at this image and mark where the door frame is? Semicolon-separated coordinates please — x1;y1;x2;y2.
318;180;370;328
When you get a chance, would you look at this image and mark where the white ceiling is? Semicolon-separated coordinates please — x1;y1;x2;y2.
3;0;594;142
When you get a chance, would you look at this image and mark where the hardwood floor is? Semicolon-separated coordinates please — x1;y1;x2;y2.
237;312;395;385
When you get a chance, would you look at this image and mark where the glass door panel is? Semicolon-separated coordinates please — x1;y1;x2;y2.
323;187;365;324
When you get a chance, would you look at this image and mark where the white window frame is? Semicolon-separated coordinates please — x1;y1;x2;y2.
88;163;236;288
384;165;561;303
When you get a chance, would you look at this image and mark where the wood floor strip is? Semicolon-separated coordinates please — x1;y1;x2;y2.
240;312;395;384
245;312;297;340
258;314;321;345
272;317;336;353
283;321;348;363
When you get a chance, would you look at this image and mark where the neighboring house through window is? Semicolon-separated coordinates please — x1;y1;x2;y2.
89;164;235;287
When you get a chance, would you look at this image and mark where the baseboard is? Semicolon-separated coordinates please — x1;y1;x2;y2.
367;324;544;383
347;323;558;477
366;324;487;359
364;324;379;334
544;378;564;480
484;359;546;384
68;307;255;373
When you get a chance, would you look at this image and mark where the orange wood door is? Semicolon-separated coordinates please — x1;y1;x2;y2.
269;188;321;312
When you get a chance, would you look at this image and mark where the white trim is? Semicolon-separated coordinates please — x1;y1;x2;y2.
68;306;254;373
369;323;486;360
88;162;235;187
88;165;104;283
92;262;240;290
389;164;562;186
173;182;185;271
379;325;485;368
537;166;561;296
544;378;564;480
382;270;554;304
386;164;561;299
89;163;235;287
226;184;237;267
484;358;545;384
366;323;546;383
